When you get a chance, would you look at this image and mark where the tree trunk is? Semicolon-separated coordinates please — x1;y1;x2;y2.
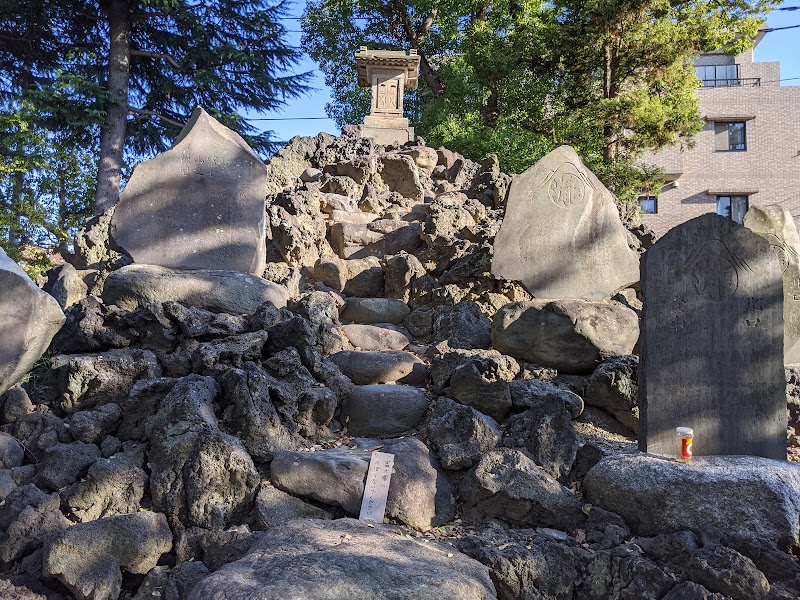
94;0;130;215
9;172;24;247
603;41;620;163
56;175;69;255
481;88;500;128
418;52;445;97
389;0;445;97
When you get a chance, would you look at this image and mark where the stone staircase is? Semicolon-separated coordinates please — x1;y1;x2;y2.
268;164;452;527
324;184;433;432
312;156;440;423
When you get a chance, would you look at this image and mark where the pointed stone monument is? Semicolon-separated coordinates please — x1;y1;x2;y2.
355;47;420;146
744;204;800;365
491;145;640;300
639;213;786;459
110;107;267;275
0;248;65;395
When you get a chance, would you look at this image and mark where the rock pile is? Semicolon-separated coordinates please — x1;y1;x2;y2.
0;129;798;599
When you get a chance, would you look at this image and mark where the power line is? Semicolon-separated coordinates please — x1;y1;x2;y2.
247;116;331;121
764;23;800;31
760;76;800;83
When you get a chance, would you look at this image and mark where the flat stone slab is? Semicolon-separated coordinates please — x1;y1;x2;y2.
345;384;429;437
313;257;385;298
330;221;422;260
0;247;65;396
272;448;369;515
639;213;785;459
252;484;333;530
492;299;639;373
492;145;639;300
330;350;427;385
341;324;410;351
270;438;453;529
103;264;288;314
111;107;267;274
188;518;495;600
340;298;410;325
744;204;800;365
584;453;800;547
329;210;379;225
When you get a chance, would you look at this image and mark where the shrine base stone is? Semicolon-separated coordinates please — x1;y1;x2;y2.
356;123;414;146
103;264;288;314
585;453;800;548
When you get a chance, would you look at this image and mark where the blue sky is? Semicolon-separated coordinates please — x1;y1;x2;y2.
256;2;800;145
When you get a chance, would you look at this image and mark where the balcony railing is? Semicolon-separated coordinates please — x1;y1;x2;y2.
699;77;761;88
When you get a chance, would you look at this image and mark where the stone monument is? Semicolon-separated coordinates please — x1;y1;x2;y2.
743;204;800;365
492;145;640;300
0;247;65;396
355;47;420;146
111;106;267;275
639;213;786;459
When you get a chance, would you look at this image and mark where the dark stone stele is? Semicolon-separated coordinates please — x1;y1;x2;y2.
110;106;267;275
639;213;786;459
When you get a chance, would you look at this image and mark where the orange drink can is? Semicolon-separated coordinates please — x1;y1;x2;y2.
676;427;694;462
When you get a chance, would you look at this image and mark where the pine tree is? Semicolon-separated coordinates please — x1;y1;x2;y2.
1;0;311;217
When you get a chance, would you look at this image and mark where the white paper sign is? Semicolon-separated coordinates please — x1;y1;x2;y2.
359;451;395;524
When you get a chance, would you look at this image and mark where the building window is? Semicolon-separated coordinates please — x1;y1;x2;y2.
714;121;746;151
639;196;658;214
696;64;739;87
716;196;748;224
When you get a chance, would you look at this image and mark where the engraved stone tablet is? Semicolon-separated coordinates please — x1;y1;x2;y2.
744;204;800;365
359;451;395;524
492;145;640;300
111;107;267;275
639;213;786;459
0;247;65;396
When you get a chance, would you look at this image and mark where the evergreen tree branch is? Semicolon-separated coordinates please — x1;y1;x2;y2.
127;106;183;127
130;49;182;71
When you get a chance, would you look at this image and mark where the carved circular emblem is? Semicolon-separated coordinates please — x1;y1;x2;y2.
772;245;790;273
686;241;739;301
545;163;591;209
763;234;791;273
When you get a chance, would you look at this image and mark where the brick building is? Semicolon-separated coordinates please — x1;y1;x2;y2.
641;33;800;236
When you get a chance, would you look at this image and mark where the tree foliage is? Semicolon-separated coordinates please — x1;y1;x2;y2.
303;0;777;212
0;0;309;267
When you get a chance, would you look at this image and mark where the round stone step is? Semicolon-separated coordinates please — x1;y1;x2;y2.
339;298;410;325
341;324;410;351
330;350;427;385
329;210;379;224
345;384;429;437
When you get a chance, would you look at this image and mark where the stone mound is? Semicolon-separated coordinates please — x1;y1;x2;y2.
0;129;796;599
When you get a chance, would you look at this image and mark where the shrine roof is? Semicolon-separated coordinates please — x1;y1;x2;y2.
355;47;420;89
